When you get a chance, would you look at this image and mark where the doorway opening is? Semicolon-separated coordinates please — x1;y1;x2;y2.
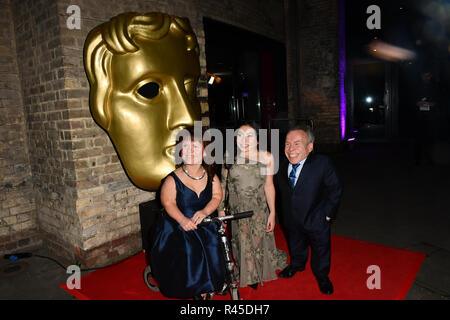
204;18;287;130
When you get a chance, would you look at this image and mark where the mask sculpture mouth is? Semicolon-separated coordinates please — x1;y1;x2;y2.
165;144;176;160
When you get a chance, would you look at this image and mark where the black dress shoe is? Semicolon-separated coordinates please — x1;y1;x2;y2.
248;283;258;290
317;277;334;295
278;265;305;278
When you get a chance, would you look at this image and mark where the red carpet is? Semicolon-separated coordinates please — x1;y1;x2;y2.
60;225;425;300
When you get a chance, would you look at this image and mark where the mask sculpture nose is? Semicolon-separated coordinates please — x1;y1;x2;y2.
167;80;198;131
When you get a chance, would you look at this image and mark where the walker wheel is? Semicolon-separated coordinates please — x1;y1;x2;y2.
230;287;241;300
216;282;229;295
143;265;160;292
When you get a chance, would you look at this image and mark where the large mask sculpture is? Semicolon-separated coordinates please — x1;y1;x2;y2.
84;12;201;191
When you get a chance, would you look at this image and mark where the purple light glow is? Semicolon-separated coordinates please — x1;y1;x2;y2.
347;138;355;142
338;0;346;140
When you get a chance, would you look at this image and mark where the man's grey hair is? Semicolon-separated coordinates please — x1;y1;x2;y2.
287;125;315;144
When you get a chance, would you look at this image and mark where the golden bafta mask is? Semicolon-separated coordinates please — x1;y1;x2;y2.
84;12;201;191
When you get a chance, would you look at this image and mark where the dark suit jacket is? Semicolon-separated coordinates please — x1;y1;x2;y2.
274;153;343;231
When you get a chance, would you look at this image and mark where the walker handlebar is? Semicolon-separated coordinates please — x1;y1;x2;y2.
199;211;253;226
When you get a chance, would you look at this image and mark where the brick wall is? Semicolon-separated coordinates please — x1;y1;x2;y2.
0;0;40;254
1;0;286;267
2;0;341;266
8;0;81;261
57;0;285;267
297;0;342;149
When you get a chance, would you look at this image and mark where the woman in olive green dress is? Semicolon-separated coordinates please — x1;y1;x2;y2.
218;123;287;290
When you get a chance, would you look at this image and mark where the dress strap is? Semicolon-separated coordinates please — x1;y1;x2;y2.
168;171;183;190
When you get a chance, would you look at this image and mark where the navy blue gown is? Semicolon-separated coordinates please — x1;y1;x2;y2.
150;172;225;298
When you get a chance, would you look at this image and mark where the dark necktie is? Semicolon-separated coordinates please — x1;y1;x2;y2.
289;163;300;188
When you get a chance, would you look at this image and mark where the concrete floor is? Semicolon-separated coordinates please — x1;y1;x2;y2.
1;140;449;300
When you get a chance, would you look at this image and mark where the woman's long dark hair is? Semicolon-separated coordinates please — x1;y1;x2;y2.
176;126;216;183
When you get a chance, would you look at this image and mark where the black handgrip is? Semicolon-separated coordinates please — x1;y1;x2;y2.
232;211;253;220
198;218;212;227
198;210;254;226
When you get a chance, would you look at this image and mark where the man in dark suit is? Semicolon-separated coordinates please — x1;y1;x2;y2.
274;126;342;294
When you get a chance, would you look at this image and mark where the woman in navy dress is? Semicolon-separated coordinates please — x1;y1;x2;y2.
150;129;225;300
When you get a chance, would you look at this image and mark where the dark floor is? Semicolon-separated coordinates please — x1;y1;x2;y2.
332;139;450;299
1;139;450;300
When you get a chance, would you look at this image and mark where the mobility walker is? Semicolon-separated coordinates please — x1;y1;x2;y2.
143;211;254;300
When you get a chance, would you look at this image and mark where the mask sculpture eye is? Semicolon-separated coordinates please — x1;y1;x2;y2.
138;82;160;99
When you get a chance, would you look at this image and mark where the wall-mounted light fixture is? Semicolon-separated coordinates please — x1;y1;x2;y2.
206;72;222;85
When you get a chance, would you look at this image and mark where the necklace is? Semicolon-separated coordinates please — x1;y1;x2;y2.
182;165;206;180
